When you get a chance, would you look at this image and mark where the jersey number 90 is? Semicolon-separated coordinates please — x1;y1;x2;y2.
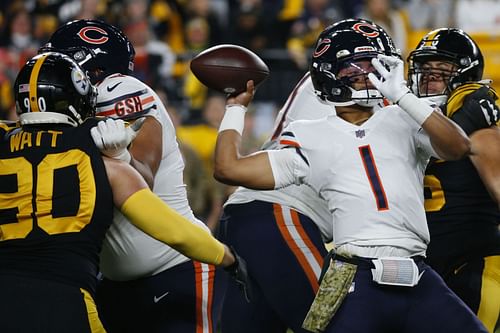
0;150;96;241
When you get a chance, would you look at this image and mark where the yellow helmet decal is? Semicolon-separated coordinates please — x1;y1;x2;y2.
28;53;49;113
422;30;440;48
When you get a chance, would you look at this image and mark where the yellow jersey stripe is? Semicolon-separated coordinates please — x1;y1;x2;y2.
81;288;107;333
477;255;500;333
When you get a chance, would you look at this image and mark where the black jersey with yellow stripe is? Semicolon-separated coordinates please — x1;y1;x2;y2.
424;157;500;274
0;118;113;295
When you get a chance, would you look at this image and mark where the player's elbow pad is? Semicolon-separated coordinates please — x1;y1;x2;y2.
120;189;225;265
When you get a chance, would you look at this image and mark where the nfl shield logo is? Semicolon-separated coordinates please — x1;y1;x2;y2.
355;129;365;138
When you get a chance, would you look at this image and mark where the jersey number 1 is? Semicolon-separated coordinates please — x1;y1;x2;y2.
359;145;389;211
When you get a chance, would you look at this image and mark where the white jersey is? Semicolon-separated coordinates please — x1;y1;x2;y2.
278;105;439;256
226;72;335;241
263;72;336;150
96;74;209;280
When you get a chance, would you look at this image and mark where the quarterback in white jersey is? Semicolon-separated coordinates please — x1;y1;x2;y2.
214;24;488;333
42;19;231;333
219;72;334;333
227;72;335;239
279;104;433;256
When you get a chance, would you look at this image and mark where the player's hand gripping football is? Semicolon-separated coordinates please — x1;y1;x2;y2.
451;86;499;135
226;80;255;107
91;117;145;162
224;246;253;302
368;54;410;104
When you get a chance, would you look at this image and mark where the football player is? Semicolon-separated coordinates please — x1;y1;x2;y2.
408;28;500;333
41;20;231;333
213;23;491;332
218;19;395;333
0;52;238;332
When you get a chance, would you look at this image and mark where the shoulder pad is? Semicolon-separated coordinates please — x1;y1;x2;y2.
0;121;20;131
96;75;157;120
447;83;499;118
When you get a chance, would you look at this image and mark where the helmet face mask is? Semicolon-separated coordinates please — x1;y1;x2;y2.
310;19;400;107
14;52;97;126
40;19;135;84
409;59;458;103
408;28;484;104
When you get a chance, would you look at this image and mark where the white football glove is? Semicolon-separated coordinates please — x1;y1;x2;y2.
368;54;410;104
90;118;145;162
368;54;434;125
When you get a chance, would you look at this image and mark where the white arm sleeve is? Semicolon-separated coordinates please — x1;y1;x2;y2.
267;149;309;189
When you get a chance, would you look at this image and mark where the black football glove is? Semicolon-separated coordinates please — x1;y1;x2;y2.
224;247;253;303
450;86;499;135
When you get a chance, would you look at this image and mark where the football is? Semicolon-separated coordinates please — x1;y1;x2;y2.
190;44;270;95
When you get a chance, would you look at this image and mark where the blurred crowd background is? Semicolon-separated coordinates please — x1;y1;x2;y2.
1;0;500;227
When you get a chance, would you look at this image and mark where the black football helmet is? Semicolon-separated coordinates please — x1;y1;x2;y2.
40;19;135;84
310;21;400;107
407;28;484;102
14;52;97;126
325;17;400;55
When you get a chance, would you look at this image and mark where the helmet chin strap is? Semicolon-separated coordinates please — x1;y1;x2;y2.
318;86;383;108
327;88;383;107
68;105;83;125
351;88;383;107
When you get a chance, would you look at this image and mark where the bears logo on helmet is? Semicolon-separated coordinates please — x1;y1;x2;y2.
310;19;400;107
77;26;109;44
352;22;380;38
40;19;135;84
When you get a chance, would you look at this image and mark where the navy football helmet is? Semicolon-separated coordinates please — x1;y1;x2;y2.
40;19;135;84
14;52;97;126
310;20;400;107
407;28;484;101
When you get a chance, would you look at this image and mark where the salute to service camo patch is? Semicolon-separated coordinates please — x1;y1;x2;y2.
302;259;357;332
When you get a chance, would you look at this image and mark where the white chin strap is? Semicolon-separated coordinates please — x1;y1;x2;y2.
318;88;383;108
351;88;383;107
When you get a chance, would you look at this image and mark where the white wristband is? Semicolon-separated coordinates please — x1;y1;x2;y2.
218;105;247;136
397;93;434;126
